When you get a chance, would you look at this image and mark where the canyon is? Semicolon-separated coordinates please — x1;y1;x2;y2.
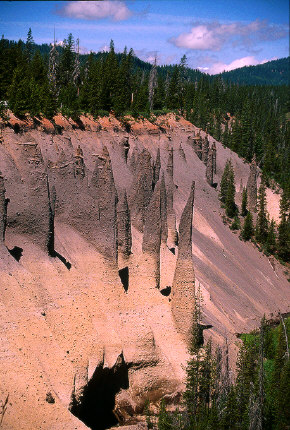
0;112;288;430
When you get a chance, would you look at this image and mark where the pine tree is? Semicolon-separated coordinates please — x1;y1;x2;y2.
241;211;254;241
255;179;269;244
144;400;154;429
158;399;172;430
241;187;248;216
265;219;276;254
277;188;290;261
225;164;237;218
220;160;231;203
25;27;35;63
166;66;179;110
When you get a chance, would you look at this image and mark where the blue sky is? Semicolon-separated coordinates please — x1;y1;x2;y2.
0;1;289;74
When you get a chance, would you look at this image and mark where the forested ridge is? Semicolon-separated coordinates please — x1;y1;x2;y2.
217;57;289;86
0;30;289;190
150;295;290;430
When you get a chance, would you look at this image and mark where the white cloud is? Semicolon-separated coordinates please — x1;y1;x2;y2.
204;56;277;75
100;44;110;52
57;1;132;21
170;19;288;51
172;25;220;50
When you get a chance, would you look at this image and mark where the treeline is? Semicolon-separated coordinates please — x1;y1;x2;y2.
0;30;289;189
219;160;289;263
217;57;289;86
147;289;290;429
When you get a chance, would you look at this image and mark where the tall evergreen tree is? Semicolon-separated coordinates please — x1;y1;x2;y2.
241;211;254;241
241;187;248;216
220;160;231;203
25;27;35;63
225;164;237;218
255;179;269;244
277;188;290;261
265;219;276;254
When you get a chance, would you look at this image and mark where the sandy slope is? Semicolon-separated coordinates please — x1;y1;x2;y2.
0;113;288;429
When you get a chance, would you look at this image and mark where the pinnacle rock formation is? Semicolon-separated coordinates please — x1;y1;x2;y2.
74;145;85;178
90;146;118;261
129;145;139;172
166;148;178;249
142;179;162;288
0;173;7;241
130;148;153;232
171;182;195;342
160;173;168;244
206;146;214;186
117;190;132;263
47;181;56;256
120;136;130;163
202;135;210;165
212;142;217;174
0;115;289;430
247;156;258;211
179;143;186;160
194;134;203;160
9;142;52;252
153;147;161;190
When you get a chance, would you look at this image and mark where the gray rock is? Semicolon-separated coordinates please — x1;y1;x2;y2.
171;182;196;342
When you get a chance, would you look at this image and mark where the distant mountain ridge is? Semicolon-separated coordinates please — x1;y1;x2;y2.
3;37;288;86
215;57;289;86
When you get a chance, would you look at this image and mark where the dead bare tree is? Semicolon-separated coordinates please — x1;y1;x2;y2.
148;55;158;112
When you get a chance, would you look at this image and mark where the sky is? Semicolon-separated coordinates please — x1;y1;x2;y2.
0;0;289;74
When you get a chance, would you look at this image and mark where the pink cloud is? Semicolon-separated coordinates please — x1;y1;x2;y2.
57;1;132;21
204;56;278;75
170;19;288;51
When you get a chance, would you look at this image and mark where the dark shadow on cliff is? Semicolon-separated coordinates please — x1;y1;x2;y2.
70;354;129;430
119;267;129;292
8;246;23;262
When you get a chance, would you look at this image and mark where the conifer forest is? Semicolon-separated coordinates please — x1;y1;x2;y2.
0;30;289;191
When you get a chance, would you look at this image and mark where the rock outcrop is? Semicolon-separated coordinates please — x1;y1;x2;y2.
206;146;214;186
74;145;85;178
153;147;161;190
0;173;7;241
0;113;288;430
121;136;130;163
202;135;209;165
142;180;162;288
90;146;118;261
171;182;196;342
166;148;178;249
212;142;217;174
130;149;153;232
117;190;132;263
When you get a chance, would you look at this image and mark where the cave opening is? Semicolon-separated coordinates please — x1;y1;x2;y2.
8;246;23;262
70;355;129;430
160;286;171;297
119;267;129;292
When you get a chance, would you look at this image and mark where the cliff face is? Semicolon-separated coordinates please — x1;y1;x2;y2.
0;113;289;430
